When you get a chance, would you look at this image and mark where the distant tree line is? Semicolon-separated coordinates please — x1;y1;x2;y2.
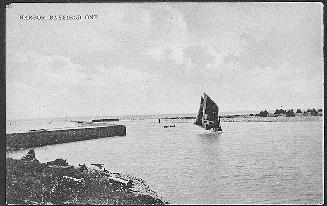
256;110;269;117
273;109;295;117
303;108;322;116
255;108;322;117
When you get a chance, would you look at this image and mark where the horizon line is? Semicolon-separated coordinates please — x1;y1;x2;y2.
6;107;323;121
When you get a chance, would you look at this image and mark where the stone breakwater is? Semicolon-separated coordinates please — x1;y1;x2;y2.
6;125;126;151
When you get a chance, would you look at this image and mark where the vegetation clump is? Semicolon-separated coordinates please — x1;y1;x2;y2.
304;108;319;116
257;110;269;117
257;108;322;118
285;109;295;117
6;151;167;205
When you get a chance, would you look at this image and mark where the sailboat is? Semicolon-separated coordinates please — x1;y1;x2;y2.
194;93;222;132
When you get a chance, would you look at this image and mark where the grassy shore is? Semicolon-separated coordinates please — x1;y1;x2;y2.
6;154;167;205
158;114;322;123
220;115;322;122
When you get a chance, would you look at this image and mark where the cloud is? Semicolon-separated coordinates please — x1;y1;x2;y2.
7;52;88;89
146;45;186;65
184;44;215;67
6;52;92;119
143;4;190;65
6;51;155;119
108;66;150;83
146;3;188;44
6;3;324;119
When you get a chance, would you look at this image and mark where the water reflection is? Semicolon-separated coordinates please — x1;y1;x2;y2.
197;132;223;165
198;132;222;145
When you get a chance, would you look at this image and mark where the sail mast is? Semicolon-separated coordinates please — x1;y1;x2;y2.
194;96;204;127
202;92;207;129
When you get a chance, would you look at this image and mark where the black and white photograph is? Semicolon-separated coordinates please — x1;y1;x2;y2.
5;2;324;205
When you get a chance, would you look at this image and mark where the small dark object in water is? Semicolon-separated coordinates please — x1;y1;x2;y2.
164;125;175;128
29;129;47;132
92;118;119;122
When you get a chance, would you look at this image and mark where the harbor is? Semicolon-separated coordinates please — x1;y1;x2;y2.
5;2;323;205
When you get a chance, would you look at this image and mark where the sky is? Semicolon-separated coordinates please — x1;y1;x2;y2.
6;3;324;120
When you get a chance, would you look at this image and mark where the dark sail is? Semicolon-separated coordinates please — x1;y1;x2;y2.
203;93;219;130
194;96;204;127
195;93;222;131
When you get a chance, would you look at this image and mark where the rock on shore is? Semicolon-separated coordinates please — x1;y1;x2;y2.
6;150;167;205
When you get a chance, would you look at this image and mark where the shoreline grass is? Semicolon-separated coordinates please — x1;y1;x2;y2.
220;115;322;122
6;152;168;205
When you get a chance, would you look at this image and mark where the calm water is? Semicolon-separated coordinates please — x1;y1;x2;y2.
7;119;324;204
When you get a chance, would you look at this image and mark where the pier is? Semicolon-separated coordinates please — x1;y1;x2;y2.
6;125;126;151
